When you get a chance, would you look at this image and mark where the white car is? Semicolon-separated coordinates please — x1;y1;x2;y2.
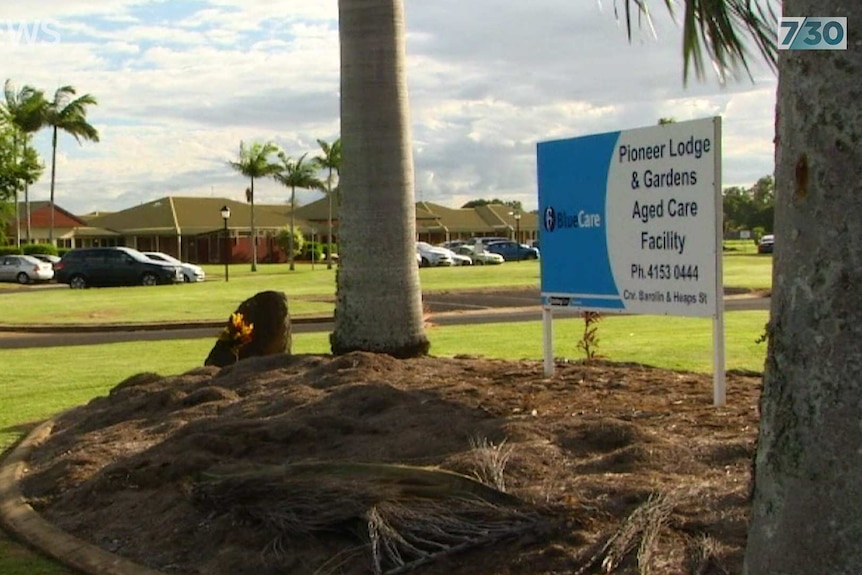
0;254;55;284
416;241;454;267
143;251;206;282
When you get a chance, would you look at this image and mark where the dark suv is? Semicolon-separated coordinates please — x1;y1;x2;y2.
54;247;184;288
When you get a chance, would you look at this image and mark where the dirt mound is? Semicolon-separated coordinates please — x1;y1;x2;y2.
21;353;761;575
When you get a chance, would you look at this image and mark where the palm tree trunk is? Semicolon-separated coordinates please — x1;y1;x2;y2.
744;3;862;572
250;177;257;272
24;181;30;244
20;140;31;244
327;166;333;270
49;126;57;244
289;186;296;271
14;187;20;248
331;0;429;358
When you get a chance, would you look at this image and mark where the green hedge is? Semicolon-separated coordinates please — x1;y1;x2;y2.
22;243;59;256
0;246;22;256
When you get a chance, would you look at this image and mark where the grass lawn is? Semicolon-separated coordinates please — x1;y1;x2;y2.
0;253;770;326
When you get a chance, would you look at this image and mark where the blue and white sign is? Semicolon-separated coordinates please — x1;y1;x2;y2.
537;117;721;318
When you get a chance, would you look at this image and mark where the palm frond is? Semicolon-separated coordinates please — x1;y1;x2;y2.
618;0;777;83
2;79;47;134
49;91;100;144
229;140;281;178
274;151;325;191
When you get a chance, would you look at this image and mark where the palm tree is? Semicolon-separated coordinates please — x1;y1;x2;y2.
45;85;99;243
0;123;43;219
1;79;47;245
332;0;775;358
273;152;324;271
229;141;280;271
332;0;429;358
313;137;341;269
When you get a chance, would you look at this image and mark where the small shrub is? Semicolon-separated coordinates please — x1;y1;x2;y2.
0;245;22;256
752;226;766;243
577;311;605;361
275;226;305;260
301;241;325;261
300;241;337;261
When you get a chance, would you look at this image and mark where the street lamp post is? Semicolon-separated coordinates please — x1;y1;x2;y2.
509;210;522;243
514;211;522;244
220;205;231;282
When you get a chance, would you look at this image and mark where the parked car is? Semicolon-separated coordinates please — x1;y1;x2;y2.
440;240;468;251
485;240;540;261
31;254;62;266
757;234;774;254
0;255;55;284
54;247;184;288
464;236;510;249
455;244;505;265
436;246;472;266
143;251;206;282
416;241;455;267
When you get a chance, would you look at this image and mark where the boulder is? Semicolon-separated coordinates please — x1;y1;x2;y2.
204;290;292;367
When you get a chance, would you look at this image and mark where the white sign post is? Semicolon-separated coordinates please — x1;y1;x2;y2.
537;117;725;405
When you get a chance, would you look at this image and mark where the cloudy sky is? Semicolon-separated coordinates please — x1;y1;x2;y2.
1;0;777;215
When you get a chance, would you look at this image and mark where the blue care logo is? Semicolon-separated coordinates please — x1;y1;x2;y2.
544;206;602;232
544;206;556;232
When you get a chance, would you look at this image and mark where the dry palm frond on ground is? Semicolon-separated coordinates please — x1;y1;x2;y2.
192;462;548;574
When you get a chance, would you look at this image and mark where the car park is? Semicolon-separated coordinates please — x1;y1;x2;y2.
485;240;540;261
0;255;55;284
416;241;455;267
54;247;184;288
757;234;774;254
143;251;206;282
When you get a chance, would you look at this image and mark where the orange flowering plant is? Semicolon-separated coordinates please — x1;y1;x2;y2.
218;312;254;359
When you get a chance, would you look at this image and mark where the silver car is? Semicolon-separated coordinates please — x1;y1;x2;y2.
143;251;206;282
0;255;55;284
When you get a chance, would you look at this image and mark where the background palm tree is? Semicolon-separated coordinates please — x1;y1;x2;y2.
229;141;280;271
0;123;43;245
1;79;47;245
45;85;99;243
313;137;341;269
274;151;324;271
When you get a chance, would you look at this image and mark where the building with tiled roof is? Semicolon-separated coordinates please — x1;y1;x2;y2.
4;196;537;262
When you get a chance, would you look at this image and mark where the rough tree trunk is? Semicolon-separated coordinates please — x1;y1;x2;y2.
744;2;862;573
